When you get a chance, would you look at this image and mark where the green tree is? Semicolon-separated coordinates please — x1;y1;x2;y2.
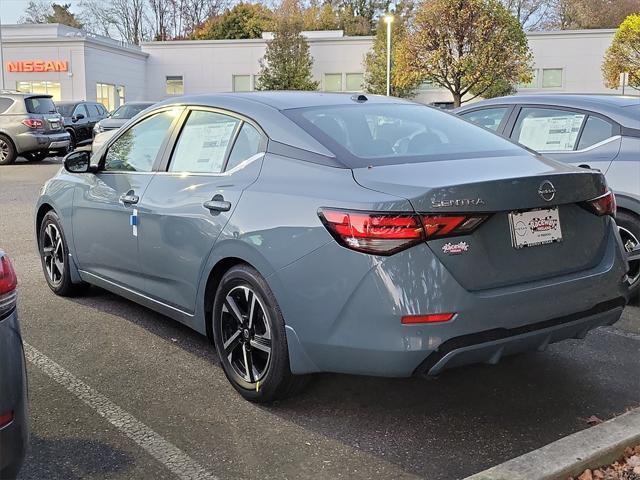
364;3;420;97
602;14;640;90
303;2;340;31
256;0;319;91
396;0;533;107
193;3;274;40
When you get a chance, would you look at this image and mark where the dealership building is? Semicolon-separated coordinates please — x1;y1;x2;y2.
0;23;633;110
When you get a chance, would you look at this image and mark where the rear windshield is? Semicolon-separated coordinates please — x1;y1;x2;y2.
111;103;153;119
285;103;522;168
25;96;57;114
56;104;75;117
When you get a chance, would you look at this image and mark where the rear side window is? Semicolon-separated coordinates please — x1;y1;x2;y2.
25;97;56;114
460;107;509;131
226;123;263;171
512;107;585;152
169;110;239;173
285;104;520;168
0;98;13;114
577;116;615;149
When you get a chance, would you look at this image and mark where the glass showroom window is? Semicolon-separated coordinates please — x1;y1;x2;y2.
233;75;251;92
16;81;61;101
518;69;538;89
542;68;563;88
117;85;126;107
324;73;342;92
97;83;116;111
166;76;184;95
345;73;364;92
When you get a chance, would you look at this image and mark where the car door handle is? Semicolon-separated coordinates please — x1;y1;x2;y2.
120;193;139;205
203;196;231;212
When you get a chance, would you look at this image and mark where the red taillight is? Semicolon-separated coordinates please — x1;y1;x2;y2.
0;256;17;318
0;411;14;429
22;118;44;129
319;209;423;255
401;313;455;324
421;215;488;239
585;191;616;217
319;209;489;255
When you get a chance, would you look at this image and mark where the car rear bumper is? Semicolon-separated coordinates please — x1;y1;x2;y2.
275;218;630;377
14;131;70;154
0;309;29;479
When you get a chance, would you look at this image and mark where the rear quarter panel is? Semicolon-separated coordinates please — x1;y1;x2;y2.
605;136;640;217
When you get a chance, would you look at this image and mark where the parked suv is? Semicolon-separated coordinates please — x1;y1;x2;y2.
56;101;108;151
456;95;640;293
0;92;70;165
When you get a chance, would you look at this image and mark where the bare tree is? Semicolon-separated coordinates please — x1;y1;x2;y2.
19;0;51;24
180;0;226;37
501;0;553;30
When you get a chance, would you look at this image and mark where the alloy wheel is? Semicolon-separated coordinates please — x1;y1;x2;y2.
620;226;640;287
220;285;272;384
0;139;9;163
42;223;65;286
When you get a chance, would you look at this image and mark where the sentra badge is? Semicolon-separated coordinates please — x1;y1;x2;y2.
432;198;485;208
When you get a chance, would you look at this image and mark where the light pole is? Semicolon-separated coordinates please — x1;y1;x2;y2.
384;14;394;97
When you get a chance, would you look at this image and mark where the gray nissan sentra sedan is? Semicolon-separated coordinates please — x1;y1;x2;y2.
35;92;631;402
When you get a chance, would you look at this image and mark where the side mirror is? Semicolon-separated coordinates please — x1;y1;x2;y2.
76;113;85;120
64;150;94;174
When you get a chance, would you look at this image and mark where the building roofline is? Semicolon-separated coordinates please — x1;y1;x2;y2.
141;35;375;47
526;28;617;36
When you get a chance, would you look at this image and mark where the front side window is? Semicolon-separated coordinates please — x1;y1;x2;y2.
542;69;562;88
286;104;521;168
460;107;509;131
226;123;263;171
324;74;342;92
512;107;585;152
73;104;88;118
166;76;184;96
577;116;616;150
104;111;175;172
169;110;239;173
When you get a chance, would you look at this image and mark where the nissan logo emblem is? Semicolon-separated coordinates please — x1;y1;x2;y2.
538;180;556;202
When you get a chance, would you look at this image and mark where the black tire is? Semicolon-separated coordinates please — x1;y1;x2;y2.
23;150;48;162
38;211;89;297
617;210;640;302
67;130;76;152
212;264;309;403
0;134;17;165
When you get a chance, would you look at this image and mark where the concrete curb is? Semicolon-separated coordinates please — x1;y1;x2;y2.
464;407;640;480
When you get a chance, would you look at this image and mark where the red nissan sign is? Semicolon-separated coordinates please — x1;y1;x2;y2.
6;60;69;73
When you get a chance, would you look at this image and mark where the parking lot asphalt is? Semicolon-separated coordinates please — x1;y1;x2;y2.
1;158;639;480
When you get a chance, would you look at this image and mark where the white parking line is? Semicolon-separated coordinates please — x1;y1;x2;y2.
24;342;218;480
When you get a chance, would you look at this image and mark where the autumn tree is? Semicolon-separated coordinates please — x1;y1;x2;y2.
395;0;533;107
603;14;640;90
364;2;420;97
543;0;640;30
500;0;552;29
193;3;273;40
256;0;319;91
303;2;340;31
20;1;84;28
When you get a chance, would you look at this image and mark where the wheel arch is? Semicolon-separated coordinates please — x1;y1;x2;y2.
0;131;17;154
35;203;55;240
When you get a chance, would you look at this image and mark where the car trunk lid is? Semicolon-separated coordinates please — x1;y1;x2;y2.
353;154;611;291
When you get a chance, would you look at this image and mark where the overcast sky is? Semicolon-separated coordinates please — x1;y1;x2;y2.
1;0;83;24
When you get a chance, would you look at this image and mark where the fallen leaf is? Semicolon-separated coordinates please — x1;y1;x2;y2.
577;469;592;480
586;415;603;426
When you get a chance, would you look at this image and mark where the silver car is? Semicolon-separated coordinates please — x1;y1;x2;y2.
456;95;640;292
92;101;155;136
36;93;631;402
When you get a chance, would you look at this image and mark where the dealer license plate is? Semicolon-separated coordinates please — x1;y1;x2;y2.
508;207;563;249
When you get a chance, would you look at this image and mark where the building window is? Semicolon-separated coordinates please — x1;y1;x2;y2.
542;68;562;88
323;73;342;92
16;81;61;101
97;83;116;111
117;85;126;106
345;73;364;92
166;76;184;95
519;69;538;89
232;75;251;92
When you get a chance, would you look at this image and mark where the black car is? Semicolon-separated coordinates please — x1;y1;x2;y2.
0;250;28;478
56;101;108;150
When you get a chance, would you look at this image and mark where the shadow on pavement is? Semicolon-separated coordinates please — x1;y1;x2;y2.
19;435;134;480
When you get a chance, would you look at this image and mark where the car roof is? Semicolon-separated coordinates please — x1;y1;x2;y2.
156;91;411;111
120;101;155;106
0;91;52;99
456;94;640;126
